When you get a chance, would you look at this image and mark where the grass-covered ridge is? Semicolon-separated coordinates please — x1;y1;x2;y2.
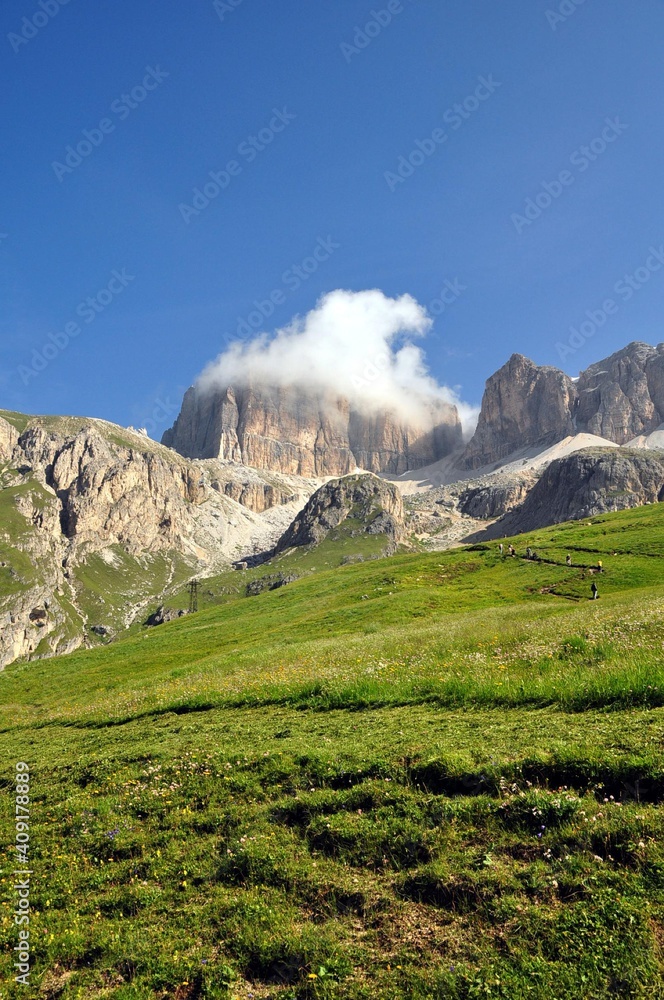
0;408;187;461
1;503;664;997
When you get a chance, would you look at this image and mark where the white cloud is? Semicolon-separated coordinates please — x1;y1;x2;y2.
198;289;478;436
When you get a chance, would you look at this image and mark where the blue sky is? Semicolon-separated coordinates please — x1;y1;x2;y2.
1;0;663;435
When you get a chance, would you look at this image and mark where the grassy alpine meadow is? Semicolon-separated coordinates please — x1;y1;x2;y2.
2;504;664;998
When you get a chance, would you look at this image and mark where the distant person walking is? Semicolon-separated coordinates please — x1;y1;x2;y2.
526;547;532;559
508;544;515;557
597;560;603;572
591;581;599;600
566;554;572;566
499;543;504;555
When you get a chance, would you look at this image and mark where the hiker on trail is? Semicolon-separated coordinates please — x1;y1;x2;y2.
597;560;603;572
499;543;504;555
566;554;572;566
508;544;515;557
591;582;599;600
526;547;532;559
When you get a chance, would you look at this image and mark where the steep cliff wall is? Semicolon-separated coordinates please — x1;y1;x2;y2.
461;342;664;469
0;412;319;668
460;354;577;469
162;382;463;475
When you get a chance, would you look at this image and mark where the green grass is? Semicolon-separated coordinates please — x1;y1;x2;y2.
0;410;31;433
2;503;664;997
155;520;397;622
73;548;194;638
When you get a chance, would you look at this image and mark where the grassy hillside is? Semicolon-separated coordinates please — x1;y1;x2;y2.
1;504;664;998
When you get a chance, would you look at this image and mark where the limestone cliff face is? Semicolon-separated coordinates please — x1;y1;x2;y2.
0;417;18;459
461;354;576;469
162;382;463;475
0;412;319;668
461;342;664;469
575;342;664;442
17;423;207;553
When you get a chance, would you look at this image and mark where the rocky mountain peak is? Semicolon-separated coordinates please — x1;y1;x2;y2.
460;353;576;469
460;341;664;470
0;411;320;669
162;380;463;476
575;341;664;443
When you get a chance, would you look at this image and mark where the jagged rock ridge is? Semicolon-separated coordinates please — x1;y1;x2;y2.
461;342;664;469
162;381;462;476
0;412;319;668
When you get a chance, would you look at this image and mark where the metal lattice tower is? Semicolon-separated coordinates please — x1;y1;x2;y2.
188;579;199;614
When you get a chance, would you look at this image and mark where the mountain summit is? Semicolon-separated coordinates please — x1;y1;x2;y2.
461;341;664;469
162;381;463;476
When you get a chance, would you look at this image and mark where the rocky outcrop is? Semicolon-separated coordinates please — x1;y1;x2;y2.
456;476;534;519
0;411;321;668
0;416;19;460
145;606;188;627
475;449;664;538
273;474;406;554
209;467;297;513
16;423;208;554
162;382;462;476
461;342;664;470
460;354;576;469
576;342;664;442
245;573;299;597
